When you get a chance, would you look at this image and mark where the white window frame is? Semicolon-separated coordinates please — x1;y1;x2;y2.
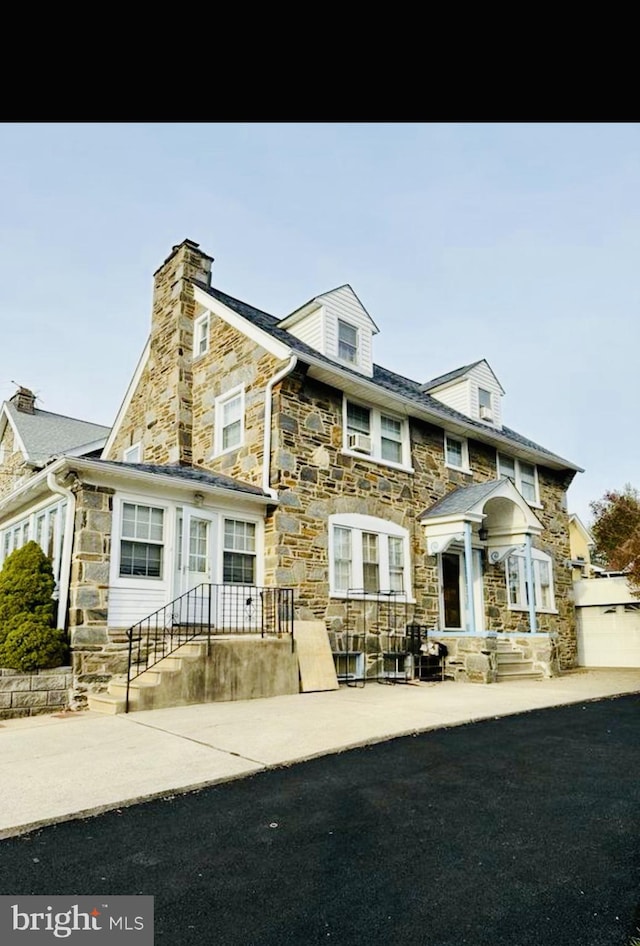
506;548;556;613
118;501;165;580
214;386;245;456
222;518;257;585
337;319;359;365
193;311;210;358
342;398;412;471
123;442;142;463
497;453;541;506
0;499;67;591
444;433;471;473
328;513;413;600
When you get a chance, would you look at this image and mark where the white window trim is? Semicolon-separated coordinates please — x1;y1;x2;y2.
497;453;542;507
123;442;142;463
193;311;210;358
337;318;359;366
0;498;67;591
328;513;413;601
342;398;413;472
506;548;557;614
444;433;471;474
213;386;245;457
117;499;167;582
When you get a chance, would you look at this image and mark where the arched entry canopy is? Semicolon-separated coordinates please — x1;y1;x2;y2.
419;477;544;634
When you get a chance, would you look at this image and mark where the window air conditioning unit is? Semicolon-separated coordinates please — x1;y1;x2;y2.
479;406;493;421
348;432;372;453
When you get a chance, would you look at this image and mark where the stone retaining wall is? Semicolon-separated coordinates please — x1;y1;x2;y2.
0;666;72;719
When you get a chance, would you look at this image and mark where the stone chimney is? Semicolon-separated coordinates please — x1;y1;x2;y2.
145;239;214;465
11;386;36;414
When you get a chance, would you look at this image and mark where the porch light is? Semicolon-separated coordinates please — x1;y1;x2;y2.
478;526;489;542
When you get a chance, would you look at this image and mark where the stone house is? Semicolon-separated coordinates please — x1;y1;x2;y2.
0;239;583;704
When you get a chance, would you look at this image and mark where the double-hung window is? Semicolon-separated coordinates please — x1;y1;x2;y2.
497;454;539;504
194;312;210;357
338;319;358;364
444;433;470;472
215;387;244;455
120;502;164;578
329;514;411;597
344;400;409;467
506;549;555;612
223;519;256;584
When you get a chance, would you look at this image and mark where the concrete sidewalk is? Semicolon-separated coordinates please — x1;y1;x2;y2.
1;668;639;839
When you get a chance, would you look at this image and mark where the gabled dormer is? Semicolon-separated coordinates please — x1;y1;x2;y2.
421;359;505;430
279;285;379;378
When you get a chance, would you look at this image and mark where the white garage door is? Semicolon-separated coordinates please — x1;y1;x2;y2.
577;603;640;667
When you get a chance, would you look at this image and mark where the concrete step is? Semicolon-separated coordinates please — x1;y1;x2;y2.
87;693;127;714
497;668;544;679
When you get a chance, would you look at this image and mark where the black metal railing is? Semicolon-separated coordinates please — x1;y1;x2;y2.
125;583;294;711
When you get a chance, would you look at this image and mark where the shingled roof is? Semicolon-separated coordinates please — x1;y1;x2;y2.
202;285;582;473
2;401;110;466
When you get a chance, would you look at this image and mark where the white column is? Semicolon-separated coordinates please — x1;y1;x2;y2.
463;520;476;634
524;533;537;634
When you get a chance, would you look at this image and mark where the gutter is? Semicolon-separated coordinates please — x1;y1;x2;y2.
262;356;298;499
46;471;76;632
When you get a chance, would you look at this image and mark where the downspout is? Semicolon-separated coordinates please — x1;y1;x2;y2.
47;471;76;631
524;532;538;634
262;355;298;499
463;520;477;634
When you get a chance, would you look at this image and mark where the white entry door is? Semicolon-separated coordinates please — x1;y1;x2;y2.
174;509;217;627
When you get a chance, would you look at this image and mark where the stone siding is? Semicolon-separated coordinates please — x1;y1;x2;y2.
66;482;128;709
0;422;33;499
0;666;72;718
105;240;212;465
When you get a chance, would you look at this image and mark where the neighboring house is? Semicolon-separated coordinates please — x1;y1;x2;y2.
0;239;584;704
569;513;640;667
568;513;596;580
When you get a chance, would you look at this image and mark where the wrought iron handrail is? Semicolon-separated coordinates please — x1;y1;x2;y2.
125;583;294;711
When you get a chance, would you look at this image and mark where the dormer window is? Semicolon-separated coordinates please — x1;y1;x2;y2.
478;388;493;422
338;320;358;365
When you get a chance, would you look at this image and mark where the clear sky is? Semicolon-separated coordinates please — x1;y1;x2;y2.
1;122;638;527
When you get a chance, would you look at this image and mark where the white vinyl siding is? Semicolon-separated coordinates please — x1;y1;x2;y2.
107;587;167;628
322;287;375;376
430;361;503;428
429;379;471;416
284;307;324;351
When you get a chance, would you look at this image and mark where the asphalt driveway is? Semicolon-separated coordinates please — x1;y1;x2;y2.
1;694;639;945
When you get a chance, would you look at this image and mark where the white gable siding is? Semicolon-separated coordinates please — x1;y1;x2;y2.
285;306;325;352
321;287;374;377
430;379;471;416
468;362;503;429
